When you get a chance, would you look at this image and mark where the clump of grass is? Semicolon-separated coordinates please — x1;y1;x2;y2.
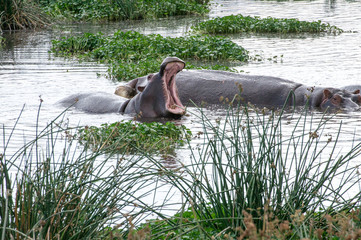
77;120;192;154
0;106;178;239
132;207;361;239
130;104;361;238
192;14;343;34
51;30;249;80
0;0;49;31
40;0;210;22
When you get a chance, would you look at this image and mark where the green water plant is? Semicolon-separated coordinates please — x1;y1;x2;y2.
40;0;210;22
77;120;192;154
51;30;249;80
0;0;49;31
192;14;343;34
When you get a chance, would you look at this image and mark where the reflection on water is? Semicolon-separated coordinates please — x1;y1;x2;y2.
1;0;361;165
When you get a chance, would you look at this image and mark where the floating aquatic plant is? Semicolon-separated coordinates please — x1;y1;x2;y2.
192;14;343;35
51;30;249;80
77;120;192;154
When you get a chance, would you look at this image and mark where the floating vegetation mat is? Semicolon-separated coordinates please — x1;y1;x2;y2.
77;120;192;155
192;14;343;35
51;30;249;81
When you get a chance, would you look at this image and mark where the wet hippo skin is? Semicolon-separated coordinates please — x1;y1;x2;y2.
59;57;186;118
116;70;361;111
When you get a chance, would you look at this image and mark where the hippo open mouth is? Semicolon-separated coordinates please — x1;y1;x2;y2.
162;61;185;115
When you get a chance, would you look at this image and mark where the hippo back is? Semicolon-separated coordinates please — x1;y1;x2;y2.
175;70;301;107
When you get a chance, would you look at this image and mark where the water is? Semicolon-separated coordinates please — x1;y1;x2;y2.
1;0;361;217
217;0;361;87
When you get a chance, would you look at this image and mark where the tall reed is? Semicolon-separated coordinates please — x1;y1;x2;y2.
141;104;361;238
0;106;172;239
0;0;48;31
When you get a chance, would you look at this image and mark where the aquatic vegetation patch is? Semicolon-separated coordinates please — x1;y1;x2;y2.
77;120;192;154
192;14;343;34
0;0;49;30
40;0;210;21
51;30;249;80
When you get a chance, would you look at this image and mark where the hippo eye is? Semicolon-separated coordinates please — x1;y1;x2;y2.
331;95;342;105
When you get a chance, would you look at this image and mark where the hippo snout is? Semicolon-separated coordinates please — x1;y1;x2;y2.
321;95;360;111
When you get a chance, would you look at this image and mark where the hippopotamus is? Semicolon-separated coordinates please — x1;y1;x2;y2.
342;85;361;106
115;70;361;111
59;57;186;118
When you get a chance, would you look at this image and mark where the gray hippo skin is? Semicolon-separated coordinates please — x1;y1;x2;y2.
59;57;186;118
59;92;127;113
115;70;360;110
342;85;361;106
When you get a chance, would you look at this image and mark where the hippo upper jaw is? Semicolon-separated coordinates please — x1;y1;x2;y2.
161;60;186;116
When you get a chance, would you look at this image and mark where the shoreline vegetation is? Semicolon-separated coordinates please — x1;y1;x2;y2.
40;0;210;22
1;0;343;36
0;0;49;31
0;0;210;31
1;105;361;239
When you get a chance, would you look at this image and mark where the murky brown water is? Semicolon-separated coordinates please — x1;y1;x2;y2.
1;0;361;206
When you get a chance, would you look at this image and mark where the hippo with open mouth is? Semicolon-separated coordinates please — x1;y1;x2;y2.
59;57;186;118
115;68;361;111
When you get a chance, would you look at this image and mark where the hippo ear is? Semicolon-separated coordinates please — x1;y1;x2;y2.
353;89;360;94
322;89;332;100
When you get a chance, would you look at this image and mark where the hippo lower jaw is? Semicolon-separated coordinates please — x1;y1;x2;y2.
162;61;186;116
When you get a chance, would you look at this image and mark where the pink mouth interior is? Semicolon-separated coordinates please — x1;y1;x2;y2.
162;62;185;115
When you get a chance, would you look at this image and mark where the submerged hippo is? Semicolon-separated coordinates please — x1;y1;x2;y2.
342;85;361;106
59;57;186;118
115;70;361;111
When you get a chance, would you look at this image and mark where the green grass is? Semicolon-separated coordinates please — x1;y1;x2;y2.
0;0;209;30
77;120;192;155
0;106;185;240
192;14;343;34
39;0;210;22
131;207;361;239
0;36;4;47
51;30;249;81
0;0;49;31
